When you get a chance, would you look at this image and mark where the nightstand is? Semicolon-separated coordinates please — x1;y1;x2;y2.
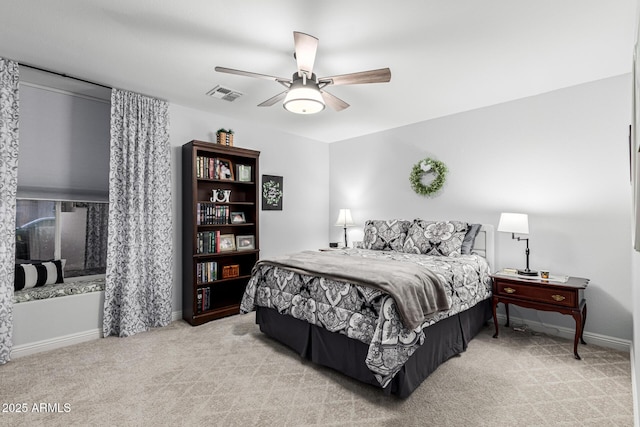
491;273;589;359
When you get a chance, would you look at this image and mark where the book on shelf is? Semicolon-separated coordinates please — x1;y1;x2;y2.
196;286;211;313
204;287;210;312
196;156;236;181
196;203;231;225
196;156;218;180
196;288;203;314
196;261;218;283
196;230;221;254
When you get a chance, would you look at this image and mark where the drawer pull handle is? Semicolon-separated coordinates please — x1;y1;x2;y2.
551;294;566;302
504;287;516;294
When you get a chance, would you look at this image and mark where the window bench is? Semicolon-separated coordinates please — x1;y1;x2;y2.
12;277;106;358
13;277;106;304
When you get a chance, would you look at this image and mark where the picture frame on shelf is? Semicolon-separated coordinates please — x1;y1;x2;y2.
217;158;234;180
236;235;255;251
218;234;236;252
237;164;252;182
230;212;246;224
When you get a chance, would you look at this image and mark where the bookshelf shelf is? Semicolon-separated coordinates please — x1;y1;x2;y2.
182;140;260;326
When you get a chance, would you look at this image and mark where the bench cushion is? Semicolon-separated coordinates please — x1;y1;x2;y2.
13;277;105;304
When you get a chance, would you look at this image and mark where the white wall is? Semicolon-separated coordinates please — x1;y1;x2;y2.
169;104;330;313
330;75;633;340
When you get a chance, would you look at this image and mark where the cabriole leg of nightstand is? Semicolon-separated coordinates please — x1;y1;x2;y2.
492;297;499;338
580;303;587;345
504;303;510;327
572;309;584;360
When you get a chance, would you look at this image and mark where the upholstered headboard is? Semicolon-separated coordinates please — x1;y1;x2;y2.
472;224;495;272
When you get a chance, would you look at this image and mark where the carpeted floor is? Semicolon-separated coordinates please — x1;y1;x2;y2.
0;312;633;426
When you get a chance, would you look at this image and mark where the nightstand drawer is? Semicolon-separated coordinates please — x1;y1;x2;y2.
495;282;577;307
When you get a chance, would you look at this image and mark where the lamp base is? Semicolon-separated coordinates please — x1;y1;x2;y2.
518;269;538;276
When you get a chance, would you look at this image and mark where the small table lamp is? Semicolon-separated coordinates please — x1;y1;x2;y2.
497;212;537;276
335;208;355;248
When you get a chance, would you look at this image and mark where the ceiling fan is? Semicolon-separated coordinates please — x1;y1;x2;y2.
215;31;391;114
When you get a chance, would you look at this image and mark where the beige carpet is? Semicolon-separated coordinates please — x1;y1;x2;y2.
0;312;633;426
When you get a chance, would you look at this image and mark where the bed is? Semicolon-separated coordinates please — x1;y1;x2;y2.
240;219;494;397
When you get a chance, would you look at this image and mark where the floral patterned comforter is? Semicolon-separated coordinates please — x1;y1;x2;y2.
240;248;492;387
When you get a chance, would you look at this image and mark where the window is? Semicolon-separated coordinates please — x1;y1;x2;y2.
15;199;108;278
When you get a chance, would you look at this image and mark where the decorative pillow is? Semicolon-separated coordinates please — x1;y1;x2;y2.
461;223;482;255
362;219;411;251
14;259;65;291
403;220;468;256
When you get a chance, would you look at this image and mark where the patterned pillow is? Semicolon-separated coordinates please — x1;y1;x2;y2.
403;220;468;256
362;219;411;251
14;260;65;291
461;223;482;255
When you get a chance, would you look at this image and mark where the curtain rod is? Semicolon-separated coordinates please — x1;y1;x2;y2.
20;63;112;90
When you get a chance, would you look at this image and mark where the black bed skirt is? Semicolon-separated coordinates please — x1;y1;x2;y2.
255;298;492;398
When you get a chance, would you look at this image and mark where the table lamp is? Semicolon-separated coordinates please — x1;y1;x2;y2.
335;208;355;248
497;212;537;276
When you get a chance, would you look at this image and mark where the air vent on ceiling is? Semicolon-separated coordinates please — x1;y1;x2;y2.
206;85;243;102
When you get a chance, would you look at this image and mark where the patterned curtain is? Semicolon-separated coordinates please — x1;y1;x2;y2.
0;58;19;364
84;203;108;270
103;89;172;337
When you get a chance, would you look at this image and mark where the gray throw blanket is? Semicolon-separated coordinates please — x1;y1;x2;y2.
254;250;450;329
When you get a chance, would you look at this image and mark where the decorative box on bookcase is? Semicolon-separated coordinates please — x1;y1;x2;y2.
182;140;260;326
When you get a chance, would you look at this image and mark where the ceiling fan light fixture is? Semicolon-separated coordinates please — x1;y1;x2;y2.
283;76;325;114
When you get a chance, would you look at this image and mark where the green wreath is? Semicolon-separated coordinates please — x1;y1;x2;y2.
409;158;448;196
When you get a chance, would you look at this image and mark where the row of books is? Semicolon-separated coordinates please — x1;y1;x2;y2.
196;261;218;284
196;286;211;313
196;156;233;180
197;203;230;225
196;230;221;254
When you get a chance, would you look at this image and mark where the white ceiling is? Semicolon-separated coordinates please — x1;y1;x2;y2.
1;0;637;143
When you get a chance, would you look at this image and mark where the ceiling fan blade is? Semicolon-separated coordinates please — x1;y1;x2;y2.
321;90;350;112
215;66;290;83
319;68;391;86
293;31;318;78
258;91;288;107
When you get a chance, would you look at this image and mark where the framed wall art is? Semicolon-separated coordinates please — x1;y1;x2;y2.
262;175;283;211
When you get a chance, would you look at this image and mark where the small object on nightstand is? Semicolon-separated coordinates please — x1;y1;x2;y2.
540;270;550;279
329;242;338;248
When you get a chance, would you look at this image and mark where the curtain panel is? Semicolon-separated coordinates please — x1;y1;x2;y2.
84;202;109;270
0;58;19;364
104;89;172;337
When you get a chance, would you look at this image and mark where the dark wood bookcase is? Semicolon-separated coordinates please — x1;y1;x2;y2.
182;140;260;325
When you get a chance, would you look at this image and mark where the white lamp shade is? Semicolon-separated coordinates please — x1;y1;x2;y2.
283;85;325;114
497;212;529;234
335;209;355;227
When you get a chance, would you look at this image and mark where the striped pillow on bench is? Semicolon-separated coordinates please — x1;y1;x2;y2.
14;260;65;291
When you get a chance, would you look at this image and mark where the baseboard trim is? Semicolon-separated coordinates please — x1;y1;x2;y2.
11;310;184;359
496;313;631;353
11;328;103;359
